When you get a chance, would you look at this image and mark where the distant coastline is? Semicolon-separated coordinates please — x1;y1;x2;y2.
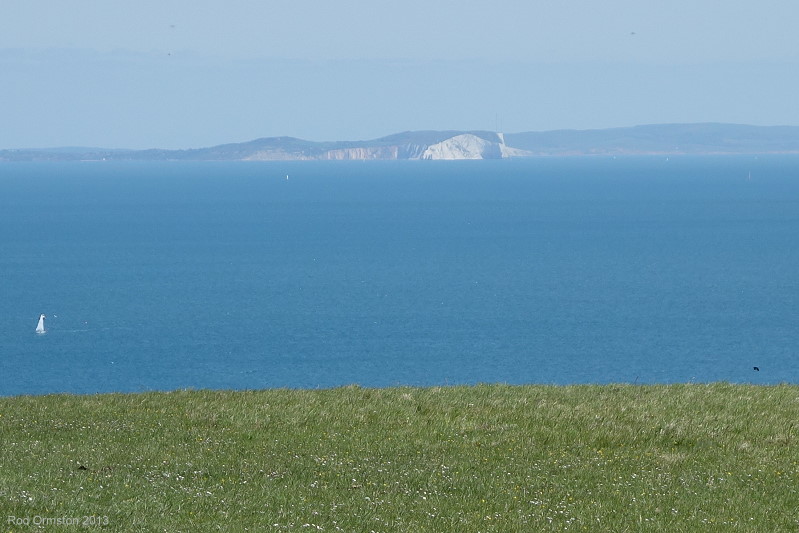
3;123;799;162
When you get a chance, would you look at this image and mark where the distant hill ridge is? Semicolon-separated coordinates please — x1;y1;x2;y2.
4;123;799;161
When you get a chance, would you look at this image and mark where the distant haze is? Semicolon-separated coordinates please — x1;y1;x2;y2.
2;1;799;149
5;124;799;161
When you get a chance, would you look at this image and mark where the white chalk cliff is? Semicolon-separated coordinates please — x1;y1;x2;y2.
421;133;531;160
321;144;427;160
422;134;500;160
234;133;531;161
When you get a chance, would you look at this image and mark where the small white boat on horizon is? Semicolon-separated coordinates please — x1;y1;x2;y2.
36;314;46;334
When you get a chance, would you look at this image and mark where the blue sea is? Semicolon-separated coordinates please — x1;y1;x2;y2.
1;157;797;396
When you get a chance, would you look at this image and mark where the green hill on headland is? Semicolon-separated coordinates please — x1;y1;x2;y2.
1;383;797;531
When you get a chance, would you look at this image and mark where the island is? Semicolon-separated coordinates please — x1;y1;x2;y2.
3;123;799;162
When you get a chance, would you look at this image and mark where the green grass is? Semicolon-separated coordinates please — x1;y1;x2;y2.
1;384;798;531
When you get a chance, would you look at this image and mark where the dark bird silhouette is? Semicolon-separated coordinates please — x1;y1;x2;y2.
753;367;760;371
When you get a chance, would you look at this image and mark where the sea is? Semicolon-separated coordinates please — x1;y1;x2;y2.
1;156;797;396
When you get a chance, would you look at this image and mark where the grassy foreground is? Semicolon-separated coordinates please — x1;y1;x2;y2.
1;384;798;532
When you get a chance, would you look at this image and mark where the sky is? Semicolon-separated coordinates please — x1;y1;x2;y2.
1;0;798;149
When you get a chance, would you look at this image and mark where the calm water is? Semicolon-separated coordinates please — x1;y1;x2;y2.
1;157;797;395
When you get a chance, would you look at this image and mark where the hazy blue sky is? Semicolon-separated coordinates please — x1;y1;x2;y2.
2;0;798;148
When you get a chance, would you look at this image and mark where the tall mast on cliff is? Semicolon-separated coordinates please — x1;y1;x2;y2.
495;113;505;146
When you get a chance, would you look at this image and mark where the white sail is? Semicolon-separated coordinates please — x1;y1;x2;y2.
36;314;46;334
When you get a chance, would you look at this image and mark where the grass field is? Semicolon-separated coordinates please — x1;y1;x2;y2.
1;383;798;531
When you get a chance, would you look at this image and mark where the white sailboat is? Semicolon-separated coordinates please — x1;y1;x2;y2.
36;314;46;334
